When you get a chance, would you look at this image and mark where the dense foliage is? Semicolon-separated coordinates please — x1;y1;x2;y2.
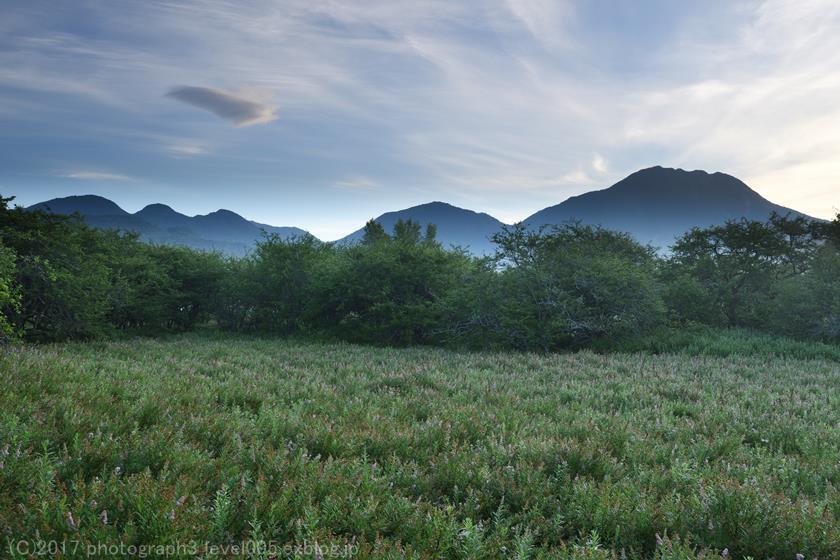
440;224;664;350
0;241;19;341
2;195;839;348
1;335;837;558
0;197;228;341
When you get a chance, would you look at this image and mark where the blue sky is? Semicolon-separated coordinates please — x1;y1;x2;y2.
1;0;838;239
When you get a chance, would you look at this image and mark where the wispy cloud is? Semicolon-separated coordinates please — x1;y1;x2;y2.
57;171;133;181
333;176;380;191
165;143;207;157
591;154;608;174
560;168;595;186
504;0;576;52
166;86;277;127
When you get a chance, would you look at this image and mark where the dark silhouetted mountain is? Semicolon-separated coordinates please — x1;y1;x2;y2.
340;201;505;255
135;203;192;228
28;196;309;256
31;195;154;233
524;166;812;249
31;194;129;216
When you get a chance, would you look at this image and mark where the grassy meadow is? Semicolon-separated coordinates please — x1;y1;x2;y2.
1;334;838;559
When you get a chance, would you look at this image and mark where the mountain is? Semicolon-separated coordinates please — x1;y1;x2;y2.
339;201;505;255
27;167;820;256
29;195;309;256
524;166;811;249
30;195;157;234
29;194;129;216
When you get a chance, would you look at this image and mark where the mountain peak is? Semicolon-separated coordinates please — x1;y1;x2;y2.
136;203;185;223
414;201;453;209
340;200;505;254
202;209;242;219
525;166;808;249
29;194;128;216
139;203;177;214
193;210;253;233
627;166;719;180
604;166;755;199
406;201;476;213
631;166;744;180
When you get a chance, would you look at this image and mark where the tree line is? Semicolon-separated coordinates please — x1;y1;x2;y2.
1;195;838;348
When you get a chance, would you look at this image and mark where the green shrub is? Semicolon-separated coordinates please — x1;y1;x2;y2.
311;220;472;345
443;223;665;351
0;241;20;341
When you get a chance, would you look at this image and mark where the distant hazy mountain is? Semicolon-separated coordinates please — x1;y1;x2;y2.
524;166;812;249
29;195;309;256
28;167;819;256
340;201;505;255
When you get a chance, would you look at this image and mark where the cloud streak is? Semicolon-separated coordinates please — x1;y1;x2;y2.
165;143;206;157
333;176;380;191
58;171;133;181
166;86;277;127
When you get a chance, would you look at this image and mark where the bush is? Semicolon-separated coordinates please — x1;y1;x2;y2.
659;272;723;325
0;241;20;341
443;223;665;351
768;243;840;341
248;234;328;334
109;244;228;332
1;202;115;340
311;220;472;345
667;214;823;329
1;196;229;340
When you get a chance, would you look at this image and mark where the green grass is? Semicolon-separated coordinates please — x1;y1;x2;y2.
1;334;838;559
594;325;840;361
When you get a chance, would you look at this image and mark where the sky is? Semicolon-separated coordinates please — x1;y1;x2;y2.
1;0;839;240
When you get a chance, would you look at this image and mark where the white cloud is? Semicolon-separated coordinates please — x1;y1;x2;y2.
165;143;206;157
57;171;133;181
591;154;607;174
560;168;595;185
333;176;380;191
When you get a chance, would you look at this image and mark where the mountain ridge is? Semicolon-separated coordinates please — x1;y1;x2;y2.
29;195;308;256
26;167;820;255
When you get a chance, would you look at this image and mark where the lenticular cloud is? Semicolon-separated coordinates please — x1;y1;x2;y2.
166;86;277;127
